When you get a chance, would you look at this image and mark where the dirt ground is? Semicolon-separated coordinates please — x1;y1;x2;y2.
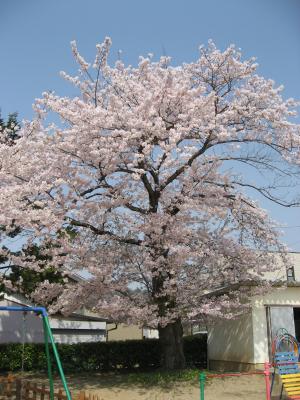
13;372;287;400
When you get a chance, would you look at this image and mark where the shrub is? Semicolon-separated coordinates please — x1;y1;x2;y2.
0;335;207;372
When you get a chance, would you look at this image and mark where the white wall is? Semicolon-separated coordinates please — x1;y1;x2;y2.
53;331;106;343
252;286;300;364
50;317;105;330
0;298;106;344
290;253;300;281
255;252;300;282
208;312;254;364
0;298;44;343
208;286;300;367
208;252;300;368
143;327;159;339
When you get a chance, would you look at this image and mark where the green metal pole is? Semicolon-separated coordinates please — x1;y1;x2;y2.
42;317;54;400
199;372;206;400
42;315;72;400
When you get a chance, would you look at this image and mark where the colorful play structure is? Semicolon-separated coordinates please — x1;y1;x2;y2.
0;306;72;400
271;328;300;399
199;329;300;400
198;364;271;400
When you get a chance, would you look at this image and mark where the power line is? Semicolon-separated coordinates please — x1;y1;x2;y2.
273;225;300;229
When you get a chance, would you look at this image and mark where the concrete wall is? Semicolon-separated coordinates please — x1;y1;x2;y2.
50;316;105;330
252;286;300;364
143;327;159;339
51;316;106;343
208;286;300;370
290;253;300;281
0;298;106;344
0;298;44;343
207;253;300;370
256;252;300;282
52;330;105;343
107;323;143;341
208;312;254;371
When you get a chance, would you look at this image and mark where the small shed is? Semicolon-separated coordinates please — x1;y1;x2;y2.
208;252;300;371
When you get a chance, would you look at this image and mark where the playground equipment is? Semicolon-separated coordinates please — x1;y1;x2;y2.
0;306;72;400
200;330;300;400
199;362;272;400
271;328;300;399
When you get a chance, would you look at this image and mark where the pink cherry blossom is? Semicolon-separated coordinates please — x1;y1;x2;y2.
1;39;299;369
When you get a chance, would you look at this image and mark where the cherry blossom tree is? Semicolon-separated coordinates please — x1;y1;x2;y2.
0;113;65;297
1;39;300;369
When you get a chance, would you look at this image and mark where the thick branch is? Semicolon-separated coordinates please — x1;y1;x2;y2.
140;173;159;211
69;218;142;246
160;135;212;191
125;203;148;214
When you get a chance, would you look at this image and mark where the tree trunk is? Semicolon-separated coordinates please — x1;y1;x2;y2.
158;319;186;370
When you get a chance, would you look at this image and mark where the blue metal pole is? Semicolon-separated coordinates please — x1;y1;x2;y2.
0;306;48;316
0;306;72;399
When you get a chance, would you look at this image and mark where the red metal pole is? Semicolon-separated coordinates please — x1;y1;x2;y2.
264;362;271;400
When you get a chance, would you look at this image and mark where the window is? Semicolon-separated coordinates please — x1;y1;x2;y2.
287;266;295;282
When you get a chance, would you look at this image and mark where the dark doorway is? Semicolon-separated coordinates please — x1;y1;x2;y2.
293;308;300;341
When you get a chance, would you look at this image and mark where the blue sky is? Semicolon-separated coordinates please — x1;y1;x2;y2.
1;0;300;250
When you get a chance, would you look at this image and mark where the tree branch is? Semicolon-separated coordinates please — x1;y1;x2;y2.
232;181;300;207
160;135;212;190
68;218;142;246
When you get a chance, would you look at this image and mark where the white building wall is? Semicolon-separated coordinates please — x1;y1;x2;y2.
0;298;106;344
252;286;300;364
290;253;300;281
51;317;106;343
258;252;300;282
52;331;106;343
143;327;159;339
50;317;105;330
0;298;44;343
208;312;254;365
208;286;300;369
208;253;300;369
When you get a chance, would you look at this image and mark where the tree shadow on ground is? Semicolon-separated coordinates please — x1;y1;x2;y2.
9;371;198;399
6;372;287;400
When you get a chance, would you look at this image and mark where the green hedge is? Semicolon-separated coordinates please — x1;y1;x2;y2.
0;335;207;372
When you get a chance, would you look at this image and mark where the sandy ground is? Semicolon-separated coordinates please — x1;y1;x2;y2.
5;372;287;400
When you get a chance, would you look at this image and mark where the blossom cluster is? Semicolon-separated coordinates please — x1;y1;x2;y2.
0;39;299;327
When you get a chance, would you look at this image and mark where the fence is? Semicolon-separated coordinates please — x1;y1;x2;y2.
199;362;272;400
0;376;103;400
0;375;15;399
